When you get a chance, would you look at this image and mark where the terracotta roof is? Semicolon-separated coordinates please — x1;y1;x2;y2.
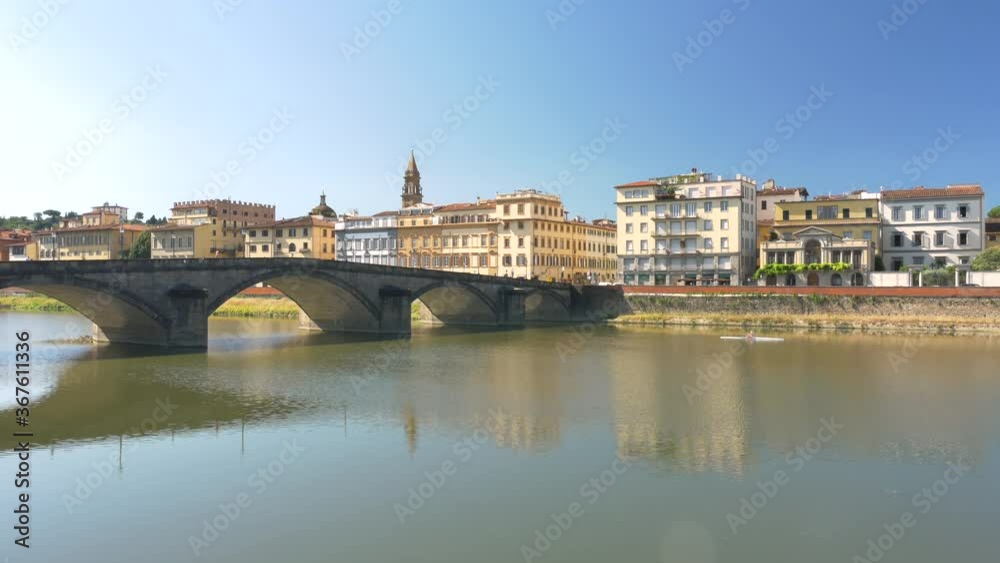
881;185;984;200
615;180;659;188
434;200;496;212
373;210;398;217
258;216;338;229
760;187;809;196
36;223;147;235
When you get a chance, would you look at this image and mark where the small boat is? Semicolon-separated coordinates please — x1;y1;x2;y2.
720;336;785;343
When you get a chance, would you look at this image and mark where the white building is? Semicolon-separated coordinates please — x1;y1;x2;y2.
615;169;757;286
335;211;399;266
879;185;985;271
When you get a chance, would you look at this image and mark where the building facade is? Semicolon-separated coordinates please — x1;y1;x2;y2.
986;217;1000;250
37;223;147;260
615;170;757;286
879;185;986;271
335;211;399;266
155;199;276;259
756;180;809;250
244;194;338;259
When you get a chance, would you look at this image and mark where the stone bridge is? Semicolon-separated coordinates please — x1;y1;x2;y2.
0;259;624;348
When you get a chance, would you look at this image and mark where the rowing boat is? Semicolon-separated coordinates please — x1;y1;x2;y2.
720;336;785;343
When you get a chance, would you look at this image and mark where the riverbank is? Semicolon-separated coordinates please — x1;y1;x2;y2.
615;293;1000;334
0;293;303;319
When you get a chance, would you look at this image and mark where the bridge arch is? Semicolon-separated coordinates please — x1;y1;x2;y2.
207;268;382;333
0;277;170;346
412;280;498;325
523;288;572;322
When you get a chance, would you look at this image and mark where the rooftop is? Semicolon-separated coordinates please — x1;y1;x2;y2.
880;185;985;200
36;224;148;235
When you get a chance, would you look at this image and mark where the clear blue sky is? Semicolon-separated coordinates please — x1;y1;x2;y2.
2;0;998;221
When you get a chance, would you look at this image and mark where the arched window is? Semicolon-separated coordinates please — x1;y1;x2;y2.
287;242;297;253
852;273;865;287
831;273;843;286
807;272;820;286
766;275;777;286
785;274;796;286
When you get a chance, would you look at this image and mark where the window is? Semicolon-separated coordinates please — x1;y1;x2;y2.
721;201;729;212
913;206;923;220
504;238;511;248
625;206;634;217
720;237;729;249
503;205;510;215
288;242;296;252
655;204;666;217
289;228;297;236
892;233;903;247
704;238;713;250
625;223;633;234
935;206;945;220
959;205;969;218
959;231;969;246
686;203;697;216
934;231;945;246
639;241;648;253
805;210;813;220
302;228;309;236
518;237;524;248
517;204;525;214
720;219;729;230
863;230;872;240
892;207;902;221
843;231;853;239
704;202;713;213
249;230;257;237
703;220;713;231
671;203;682;216
914;231;926;247
276;229;283;237
249;245;257;253
302;242;309;251
625;241;634;254
912;257;924;266
818;206;838;220
782;210;789;221
842;208;850;219
639;223;648;233
640;205;648;216
761;200;768;210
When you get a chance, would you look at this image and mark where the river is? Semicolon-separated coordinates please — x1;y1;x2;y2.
1;311;998;562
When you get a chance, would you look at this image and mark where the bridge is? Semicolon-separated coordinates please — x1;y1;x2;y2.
0;259;624;348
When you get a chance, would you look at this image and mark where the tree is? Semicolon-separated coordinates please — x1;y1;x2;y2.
989;205;1000;218
971;247;1000;271
874;254;886;272
133;212;145;224
126;231;151;259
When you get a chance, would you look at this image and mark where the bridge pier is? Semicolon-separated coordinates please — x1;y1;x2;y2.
379;287;413;336
165;285;210;348
497;288;527;327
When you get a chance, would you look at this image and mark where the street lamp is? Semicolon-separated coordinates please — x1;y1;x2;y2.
51;233;57;261
119;225;125;259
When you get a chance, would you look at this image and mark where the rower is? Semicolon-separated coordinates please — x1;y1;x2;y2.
746;330;756;342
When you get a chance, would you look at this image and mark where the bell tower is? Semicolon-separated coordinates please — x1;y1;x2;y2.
401;150;423;207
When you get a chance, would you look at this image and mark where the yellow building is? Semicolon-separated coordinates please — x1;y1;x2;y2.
770;192;880;242
760;192;880;286
157;198;276;259
244;194;338;259
497;189;577;282
37;223;147;260
568;218;618;284
436;200;498;275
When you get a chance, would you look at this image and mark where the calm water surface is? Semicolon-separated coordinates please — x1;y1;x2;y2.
1;312;998;562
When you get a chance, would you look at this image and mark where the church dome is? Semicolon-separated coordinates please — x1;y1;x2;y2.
311;193;336;218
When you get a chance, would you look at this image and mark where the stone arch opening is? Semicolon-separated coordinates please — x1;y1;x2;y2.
208;269;382;334
412;281;497;325
0;279;170;346
524;289;571;322
806;272;820;286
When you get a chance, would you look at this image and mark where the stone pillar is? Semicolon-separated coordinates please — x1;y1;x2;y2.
379;287;412;335
166;285;209;348
497;288;526;326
